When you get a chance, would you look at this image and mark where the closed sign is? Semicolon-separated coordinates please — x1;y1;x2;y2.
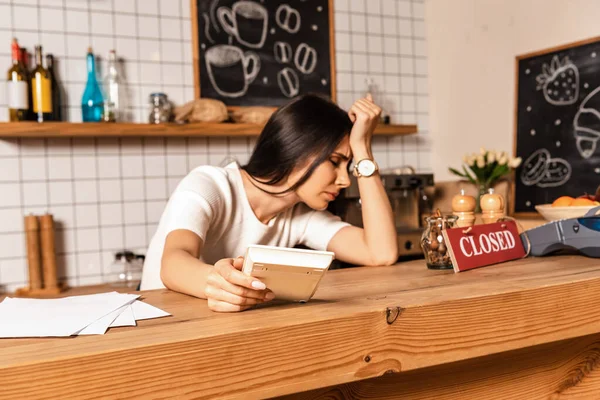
442;221;527;272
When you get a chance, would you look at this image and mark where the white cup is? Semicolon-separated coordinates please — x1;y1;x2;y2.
218;1;268;49
205;45;260;98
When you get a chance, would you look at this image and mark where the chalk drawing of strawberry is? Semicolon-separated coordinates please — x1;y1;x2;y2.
536;55;579;106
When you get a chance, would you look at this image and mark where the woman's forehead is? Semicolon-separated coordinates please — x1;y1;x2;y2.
333;136;351;157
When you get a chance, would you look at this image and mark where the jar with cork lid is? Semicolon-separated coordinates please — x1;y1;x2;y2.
421;211;458;270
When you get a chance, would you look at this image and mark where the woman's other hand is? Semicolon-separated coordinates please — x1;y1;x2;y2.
204;256;274;312
347;94;382;156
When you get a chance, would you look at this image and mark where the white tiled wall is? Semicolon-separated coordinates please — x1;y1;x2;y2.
0;0;430;292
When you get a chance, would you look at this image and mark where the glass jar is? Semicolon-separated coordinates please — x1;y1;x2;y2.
126;254;145;289
421;214;458;270
148;92;172;124
106;252;132;287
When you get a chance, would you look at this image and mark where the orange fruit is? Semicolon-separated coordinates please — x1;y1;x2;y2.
551;196;574;207
571;198;595;206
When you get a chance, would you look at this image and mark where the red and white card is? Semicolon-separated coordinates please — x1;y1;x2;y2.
442;221;526;273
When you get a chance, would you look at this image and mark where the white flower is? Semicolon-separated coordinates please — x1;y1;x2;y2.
487;152;496;163
498;156;508;165
476;155;485;168
496;151;505;161
467;156;476;167
509;157;522;168
462;154;470;164
480;147;487;155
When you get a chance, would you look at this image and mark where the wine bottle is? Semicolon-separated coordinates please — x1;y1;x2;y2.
20;47;35;121
81;47;104;122
103;50;120;122
31;45;53;122
46;54;62;121
6;38;29;121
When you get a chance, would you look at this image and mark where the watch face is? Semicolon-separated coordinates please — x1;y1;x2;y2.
358;159;376;176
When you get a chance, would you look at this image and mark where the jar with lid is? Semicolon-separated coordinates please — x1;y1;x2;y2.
106;251;134;287
148;92;172;124
421;213;458;270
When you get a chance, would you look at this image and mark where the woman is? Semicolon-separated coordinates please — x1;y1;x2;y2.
141;94;398;312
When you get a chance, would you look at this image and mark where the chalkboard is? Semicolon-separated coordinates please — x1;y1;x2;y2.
513;36;600;215
191;0;335;107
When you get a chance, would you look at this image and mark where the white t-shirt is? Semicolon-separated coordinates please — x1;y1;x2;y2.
140;163;350;290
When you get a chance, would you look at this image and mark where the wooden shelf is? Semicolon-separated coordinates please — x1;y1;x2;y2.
0;122;418;138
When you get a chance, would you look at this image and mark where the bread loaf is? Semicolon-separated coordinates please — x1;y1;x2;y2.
230;107;275;125
173;99;228;123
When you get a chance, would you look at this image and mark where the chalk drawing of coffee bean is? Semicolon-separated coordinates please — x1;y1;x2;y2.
294;43;317;75
277;67;300;98
274;41;292;64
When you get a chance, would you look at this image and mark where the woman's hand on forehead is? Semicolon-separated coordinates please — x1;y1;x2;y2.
347;95;382;156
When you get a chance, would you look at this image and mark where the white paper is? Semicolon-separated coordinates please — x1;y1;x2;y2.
131;300;171;320
110;305;137;328
0;292;141;338
78;303;134;335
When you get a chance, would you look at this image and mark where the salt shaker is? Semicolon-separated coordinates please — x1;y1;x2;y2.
451;189;476;227
480;188;505;224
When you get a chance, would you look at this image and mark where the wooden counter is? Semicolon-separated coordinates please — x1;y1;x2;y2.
2;255;600;399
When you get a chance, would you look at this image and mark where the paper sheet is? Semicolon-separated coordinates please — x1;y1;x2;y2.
131;300;171;320
0;292;169;338
78;303;134;335
110;305;137;328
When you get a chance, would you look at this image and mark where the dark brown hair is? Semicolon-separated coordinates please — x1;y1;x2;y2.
242;94;352;194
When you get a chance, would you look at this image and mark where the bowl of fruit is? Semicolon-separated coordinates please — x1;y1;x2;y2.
535;187;600;221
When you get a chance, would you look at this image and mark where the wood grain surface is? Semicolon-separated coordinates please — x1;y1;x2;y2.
1;255;600;399
281;333;600;400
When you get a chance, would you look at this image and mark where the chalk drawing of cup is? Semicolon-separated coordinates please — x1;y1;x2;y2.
217;1;268;49
205;45;260;98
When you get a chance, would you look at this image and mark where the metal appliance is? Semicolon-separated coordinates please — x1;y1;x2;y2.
521;206;600;257
329;167;434;261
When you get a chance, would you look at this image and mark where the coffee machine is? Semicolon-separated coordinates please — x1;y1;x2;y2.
329;167;434;261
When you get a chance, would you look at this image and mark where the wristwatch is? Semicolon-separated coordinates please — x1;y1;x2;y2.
353;159;379;177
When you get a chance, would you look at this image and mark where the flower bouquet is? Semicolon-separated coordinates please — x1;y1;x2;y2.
449;148;522;211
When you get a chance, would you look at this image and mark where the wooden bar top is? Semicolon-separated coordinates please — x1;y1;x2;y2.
2;255;600;399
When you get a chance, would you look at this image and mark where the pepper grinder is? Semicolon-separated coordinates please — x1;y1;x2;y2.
39;214;59;290
451;189;476;227
24;214;43;290
480;188;505;224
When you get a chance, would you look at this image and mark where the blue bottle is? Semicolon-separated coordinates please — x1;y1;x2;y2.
81;47;104;122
